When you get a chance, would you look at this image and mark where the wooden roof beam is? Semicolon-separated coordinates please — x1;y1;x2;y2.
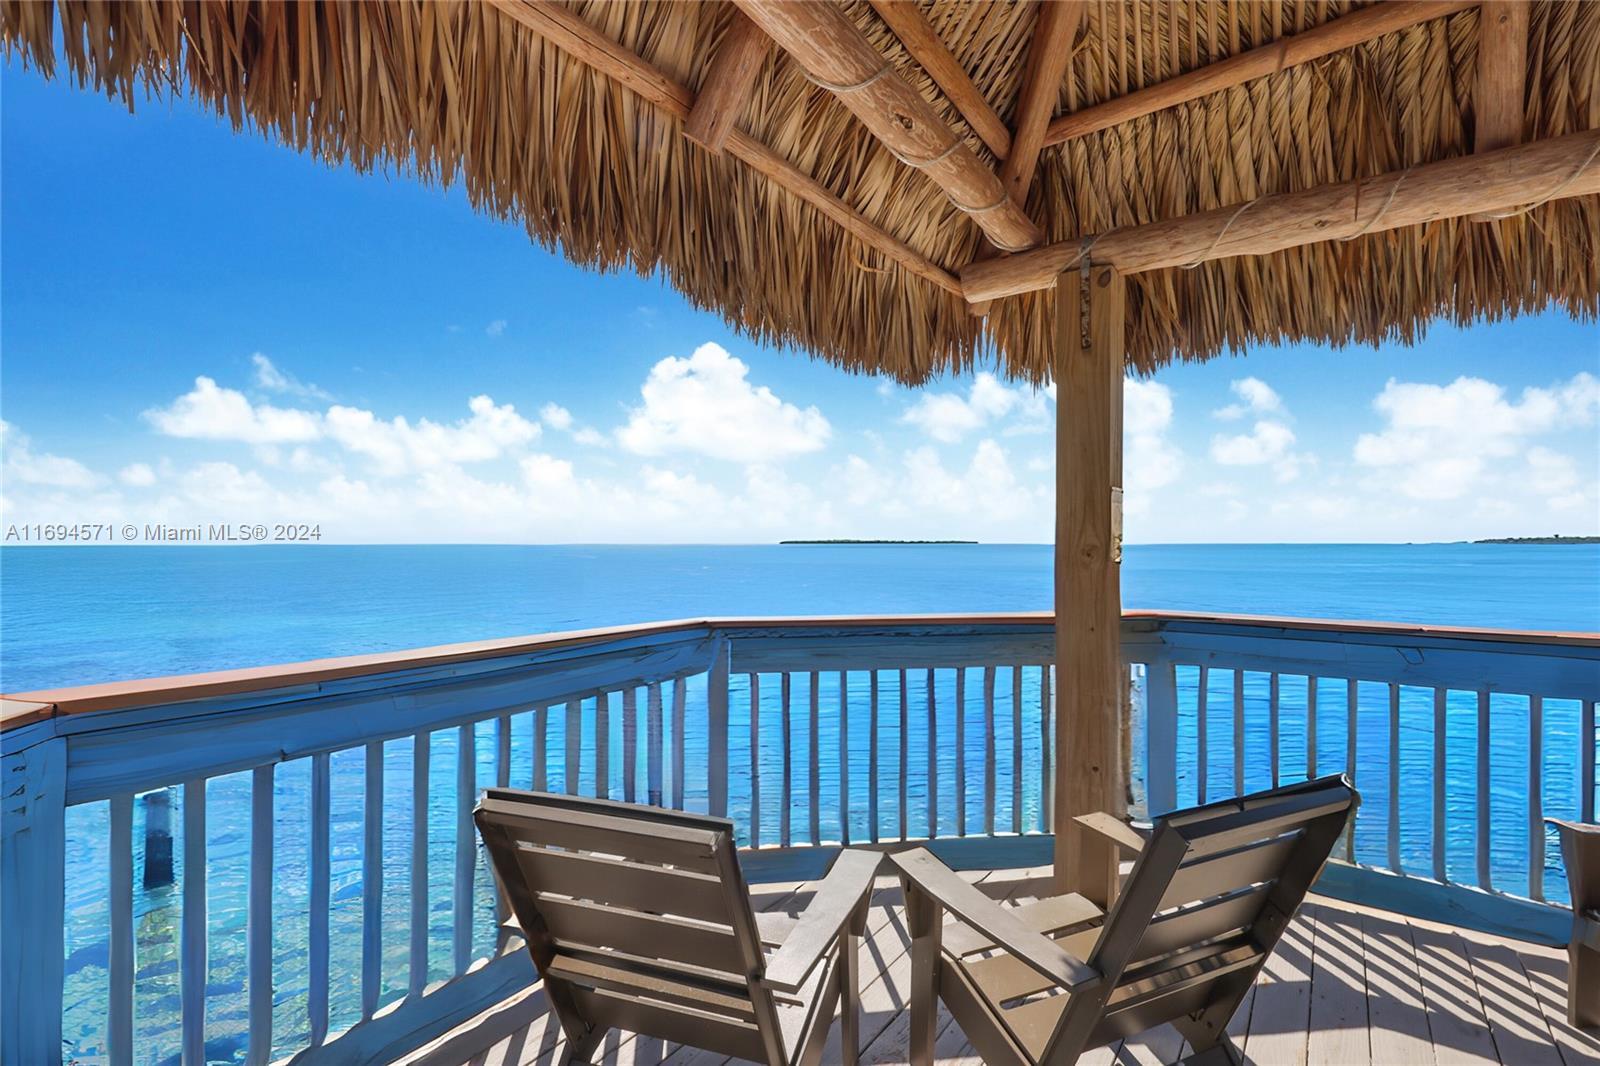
734;0;1044;252
961;128;1600;301
1042;0;1477;148
685;10;770;155
488;0;962;296
1001;0;1084;203
1473;1;1528;152
866;0;1011;159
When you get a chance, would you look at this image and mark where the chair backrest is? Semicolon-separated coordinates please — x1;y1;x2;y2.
474;789;787;1064
1046;775;1357;1061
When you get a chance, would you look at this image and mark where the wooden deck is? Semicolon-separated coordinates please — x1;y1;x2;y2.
403;866;1597;1066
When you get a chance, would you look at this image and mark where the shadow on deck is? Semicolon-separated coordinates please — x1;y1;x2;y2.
399;867;1595;1066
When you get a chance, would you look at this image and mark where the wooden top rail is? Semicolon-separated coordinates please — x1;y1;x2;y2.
5;611;1594;731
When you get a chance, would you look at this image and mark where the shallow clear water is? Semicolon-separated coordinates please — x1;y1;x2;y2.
3;542;1596;1064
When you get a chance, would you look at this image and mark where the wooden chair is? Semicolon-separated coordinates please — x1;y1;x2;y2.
475;789;880;1065
891;775;1357;1065
1548;818;1600;1028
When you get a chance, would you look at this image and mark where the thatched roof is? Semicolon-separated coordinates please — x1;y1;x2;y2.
4;1;1596;383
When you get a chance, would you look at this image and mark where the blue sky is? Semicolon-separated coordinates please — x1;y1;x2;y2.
3;60;1597;544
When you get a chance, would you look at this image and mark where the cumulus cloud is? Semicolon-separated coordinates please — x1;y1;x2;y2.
540;403;574;431
1354;372;1599;500
325;395;540;476
0;421;99;489
252;353;331;401
1210;377;1306;482
147;377;322;444
486;319;508;338
618;342;830;463
1124;378;1183;506
119;463;157;487
1214;377;1284;420
901;373;1048;442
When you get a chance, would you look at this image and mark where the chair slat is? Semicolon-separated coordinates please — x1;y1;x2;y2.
513;846;731;925
570;986;767;1061
534;894;747;975
1131;884;1270;964
1160;832;1301;911
477;795;721;872
549;954;755;1015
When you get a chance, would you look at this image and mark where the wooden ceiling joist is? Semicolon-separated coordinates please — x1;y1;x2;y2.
1042;0;1478;148
866;0;1012;159
1001;0;1084;204
685;10;770;155
961;128;1600;302
1474;1;1529;153
488;0;962;297
734;0;1044;253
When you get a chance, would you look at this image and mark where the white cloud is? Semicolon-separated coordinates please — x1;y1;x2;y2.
0;421;99;489
901;372;1047;443
1214;377;1284;420
1354;372;1599;501
618;342;830;463
118;463;157;487
324;395;540;476
252;353;332;401
486;319;508;338
147;377;322;444
540;403;574;431
1124;378;1183;508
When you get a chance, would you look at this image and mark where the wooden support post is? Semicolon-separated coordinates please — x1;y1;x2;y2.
1054;265;1126;903
684;10;769;154
1470;1;1529;221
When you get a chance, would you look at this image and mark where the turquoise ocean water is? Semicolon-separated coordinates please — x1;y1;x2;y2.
2;542;1596;1064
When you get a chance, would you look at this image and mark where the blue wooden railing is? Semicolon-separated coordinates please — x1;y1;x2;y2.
2;613;1595;1065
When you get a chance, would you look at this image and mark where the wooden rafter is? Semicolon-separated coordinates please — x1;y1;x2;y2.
961;128;1600;302
1001;0;1083;204
1474;1;1529;152
1042;0;1477;148
685;10;770;155
867;0;1011;159
487;0;962;296
735;0;1044;252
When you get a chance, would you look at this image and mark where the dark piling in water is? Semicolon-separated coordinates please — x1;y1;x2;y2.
142;788;173;888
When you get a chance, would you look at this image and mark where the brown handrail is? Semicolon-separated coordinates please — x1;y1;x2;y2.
5;610;1594;729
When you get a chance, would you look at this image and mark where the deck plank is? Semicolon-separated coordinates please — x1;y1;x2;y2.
1305;902;1371;1065
1359;911;1435;1065
417;872;1573;1066
1408;923;1502;1065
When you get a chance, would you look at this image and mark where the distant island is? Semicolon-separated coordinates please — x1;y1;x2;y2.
780;539;979;545
1472;535;1599;545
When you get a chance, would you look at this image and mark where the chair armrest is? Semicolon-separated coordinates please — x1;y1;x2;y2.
764;849;881;992
1074;812;1149;855
890;848;1100;992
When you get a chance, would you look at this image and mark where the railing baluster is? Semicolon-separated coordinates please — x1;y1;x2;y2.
869;671;880;843
181;778;207;1066
902;669;915;832
838;670;850;845
1269;673;1281;787
749;674;761;847
565;700;581;795
496;715;511;789
1432;689;1447;884
672;678;687;809
1145;660;1177;816
983;666;997;837
954;667;966;836
1388;683;1401;874
109;793;134;1066
454;724;475;975
809;671;821;844
708;642;730;817
622;687;638;804
595;692;611;800
1042;665;1054;832
781;673;793;846
1307;676;1318;779
533;705;548;791
1233;670;1245;797
1477;688;1492;891
363;741;383;1019
310;753;331;1043
1584;699;1597;824
1346;679;1358;859
1529;695;1543;902
1196;666;1209;805
248;764;274;1066
1012;666;1023;835
647;682;665;807
927;668;939;838
410;733;430;998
